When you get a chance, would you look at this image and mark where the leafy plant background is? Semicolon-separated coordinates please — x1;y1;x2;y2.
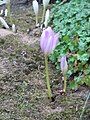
49;0;90;89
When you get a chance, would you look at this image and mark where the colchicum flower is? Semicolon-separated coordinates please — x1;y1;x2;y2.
0;0;7;5
44;9;50;28
0;17;9;29
5;9;8;17
43;0;50;8
41;0;50;23
0;10;4;15
40;27;59;54
40;27;59;99
60;56;68;92
12;24;16;33
60;56;68;75
32;0;39;26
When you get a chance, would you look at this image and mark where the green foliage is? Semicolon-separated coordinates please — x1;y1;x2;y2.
49;0;90;88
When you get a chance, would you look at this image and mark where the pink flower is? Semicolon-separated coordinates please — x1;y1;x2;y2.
40;27;59;54
60;56;68;75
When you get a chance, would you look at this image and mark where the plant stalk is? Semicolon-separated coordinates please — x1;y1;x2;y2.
41;6;46;23
7;0;10;17
36;14;38;26
45;54;52;99
63;75;67;93
6;0;12;24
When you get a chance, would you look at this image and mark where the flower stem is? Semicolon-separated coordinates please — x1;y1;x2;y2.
45;54;52;99
6;0;12;24
36;14;38;26
42;6;46;23
63;75;67;93
7;0;10;16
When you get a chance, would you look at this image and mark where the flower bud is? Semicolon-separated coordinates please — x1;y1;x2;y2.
12;24;16;33
33;0;39;15
0;17;9;29
44;9;50;28
5;9;8;17
0;10;4;15
43;0;50;8
40;27;59;54
60;56;68;75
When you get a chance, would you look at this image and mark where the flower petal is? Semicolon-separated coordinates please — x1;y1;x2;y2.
40;27;59;54
44;36;53;54
52;33;59;50
60;56;68;74
33;0;39;15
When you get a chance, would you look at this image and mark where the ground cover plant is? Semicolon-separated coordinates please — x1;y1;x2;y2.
49;0;90;89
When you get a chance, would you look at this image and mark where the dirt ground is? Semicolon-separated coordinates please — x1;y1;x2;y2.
0;4;90;120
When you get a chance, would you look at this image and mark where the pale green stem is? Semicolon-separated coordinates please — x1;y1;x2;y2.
6;0;12;24
36;14;38;26
45;54;52;99
41;6;46;23
63;75;67;93
80;91;90;120
6;0;10;17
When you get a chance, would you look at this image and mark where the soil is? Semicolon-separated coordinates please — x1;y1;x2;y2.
0;3;90;120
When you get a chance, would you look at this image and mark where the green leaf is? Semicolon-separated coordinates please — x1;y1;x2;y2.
77;53;89;61
69;81;78;90
49;0;90;88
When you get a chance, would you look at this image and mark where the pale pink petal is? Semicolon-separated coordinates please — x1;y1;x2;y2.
40;27;59;54
44;36;53;54
40;29;49;52
52;33;59;50
60;56;68;74
46;27;54;37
